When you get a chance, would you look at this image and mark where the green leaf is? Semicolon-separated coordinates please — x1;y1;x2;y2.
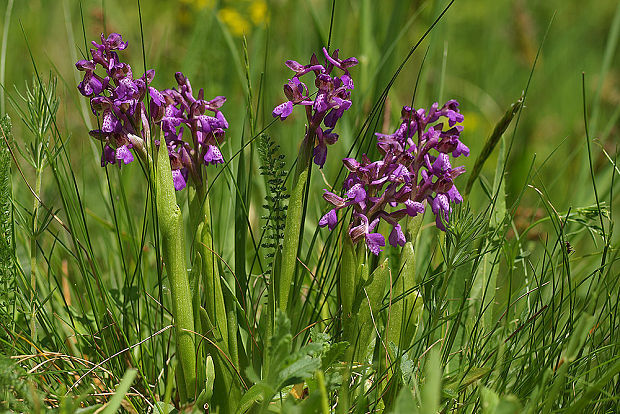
564;314;595;362
236;383;272;414
74;405;104;414
320;341;349;371
278;356;321;388
566;358;620;414
153;401;176;414
420;348;441;414
444;367;491;394
101;368;138;414
480;386;522;414
391;386;417;414
0;115;14;330
240;311;323;412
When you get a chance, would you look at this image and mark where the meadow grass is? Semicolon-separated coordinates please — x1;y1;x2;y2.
0;0;618;413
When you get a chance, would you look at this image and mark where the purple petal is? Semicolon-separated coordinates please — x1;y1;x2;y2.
149;87;165;106
285;60;305;73
105;33;128;50
340;74;354;90
365;233;385;256
343;158;360;171
405;200;425;217
115;145;134;165
388;224;406;247
272;101;293;120
447;185;463;204
313;143;327;168
323;108;341;128
322;190;346;208
368;217;381;232
323;129;339;145
431;194;450;215
341;57;359;68
204;96;226;110
346;183;366;203
78;74;104;96
172;169;186;191
432;153;452;175
313;94;328;113
435;213;447;231
216;111;229;129
318;209;338;230
452;140;470;157
101;145;116;166
76;59;96;71
322;47;343;69
204;145;224;165
101;110;118;133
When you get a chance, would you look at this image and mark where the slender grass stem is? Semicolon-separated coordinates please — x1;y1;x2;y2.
0;0;14;116
29;166;42;345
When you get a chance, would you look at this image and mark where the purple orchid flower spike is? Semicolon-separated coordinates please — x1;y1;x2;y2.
76;33;153;171
76;33;229;192
320;100;467;255
152;72;229;187
272;47;358;168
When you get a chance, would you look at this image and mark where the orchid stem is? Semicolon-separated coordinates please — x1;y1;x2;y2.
154;142;196;399
190;183;228;345
190;180;240;413
278;131;314;313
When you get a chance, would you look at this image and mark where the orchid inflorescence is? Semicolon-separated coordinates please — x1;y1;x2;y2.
272;47;358;168
150;73;228;190
76;33;228;191
319;101;469;255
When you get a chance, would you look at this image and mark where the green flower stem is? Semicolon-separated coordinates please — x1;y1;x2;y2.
338;239;363;414
189;184;228;345
278;132;315;313
340;236;359;364
190;182;240;413
340;257;388;412
224;274;239;368
342;257;389;363
387;213;424;349
340;236;357;318
154;144;196;399
354;258;389;360
199;306;239;414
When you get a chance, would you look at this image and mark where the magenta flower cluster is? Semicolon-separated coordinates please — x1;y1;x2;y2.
76;33;148;167
319;101;469;255
76;33;228;191
149;73;228;190
272;48;358;168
